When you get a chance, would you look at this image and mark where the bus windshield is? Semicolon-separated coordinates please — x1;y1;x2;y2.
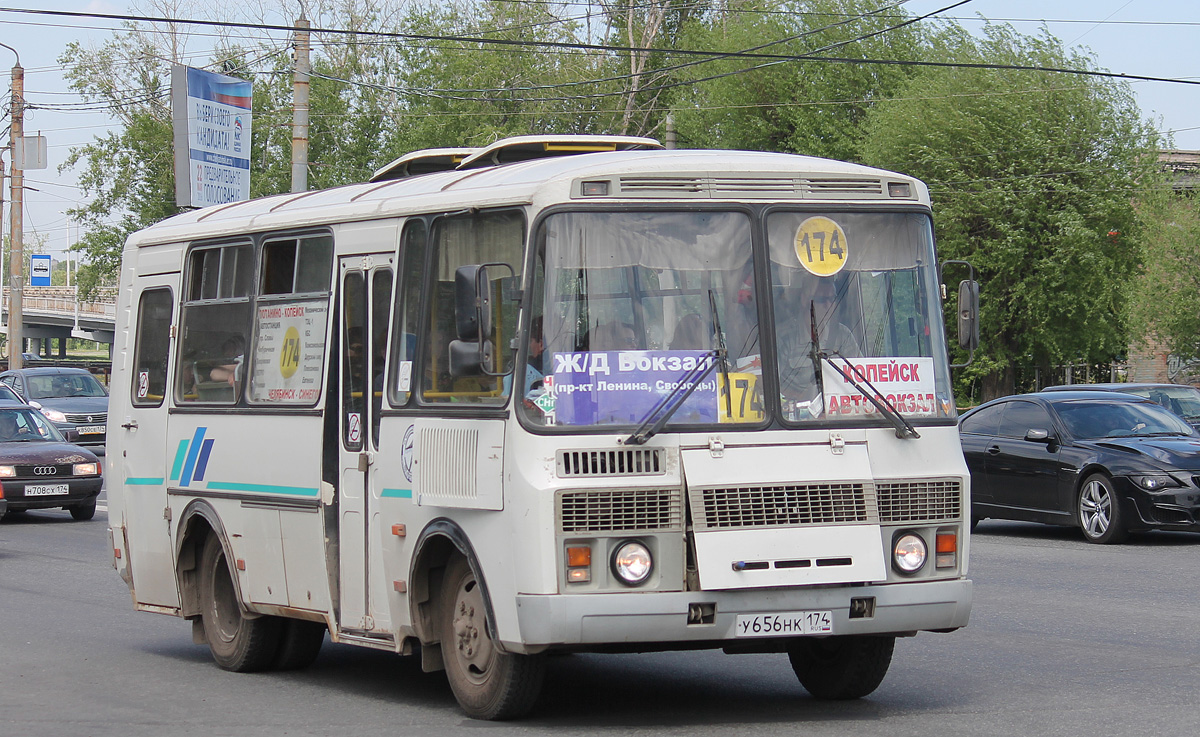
521;208;955;431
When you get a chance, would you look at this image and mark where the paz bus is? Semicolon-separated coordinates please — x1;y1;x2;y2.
107;135;976;720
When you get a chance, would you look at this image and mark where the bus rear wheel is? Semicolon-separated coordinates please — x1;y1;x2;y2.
199;535;281;672
787;635;895;700
438;556;544;720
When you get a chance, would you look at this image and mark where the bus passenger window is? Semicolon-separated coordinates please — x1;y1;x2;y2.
248;234;333;406
132;289;173;406
178;243;253;404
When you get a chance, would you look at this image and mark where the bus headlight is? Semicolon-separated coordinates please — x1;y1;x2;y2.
611;540;653;585
892;532;927;574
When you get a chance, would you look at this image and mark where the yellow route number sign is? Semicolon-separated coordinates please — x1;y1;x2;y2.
718;372;764;423
794;216;848;277
279;326;301;379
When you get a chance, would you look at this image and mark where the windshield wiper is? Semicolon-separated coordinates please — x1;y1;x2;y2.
709;289;733;420
624;348;722;446
823;351;920;439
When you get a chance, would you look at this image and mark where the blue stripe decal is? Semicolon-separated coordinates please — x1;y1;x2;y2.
125;477;165;486
193;439;215;482
381;488;413;499
205;481;320;497
179;427;207;487
170;439;189;481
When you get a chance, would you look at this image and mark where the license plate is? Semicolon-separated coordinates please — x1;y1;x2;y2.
25;484;70;496
76;425;106;435
736;610;833;637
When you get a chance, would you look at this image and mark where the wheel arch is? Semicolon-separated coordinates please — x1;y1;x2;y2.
408;518;499;647
175;499;239;619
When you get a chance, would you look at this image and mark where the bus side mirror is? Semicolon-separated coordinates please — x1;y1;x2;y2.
449;338;494;377
957;279;979;351
454;265;485;341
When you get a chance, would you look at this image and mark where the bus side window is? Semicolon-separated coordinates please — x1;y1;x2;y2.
177;243;254;404
132;289;173;406
390;221;427;407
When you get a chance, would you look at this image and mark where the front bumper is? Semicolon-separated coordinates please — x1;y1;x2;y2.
2;477;102;511
513;577;971;649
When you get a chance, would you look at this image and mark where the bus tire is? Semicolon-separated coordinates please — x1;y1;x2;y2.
272;619;326;670
439;556;544;720
787;635;895;700
199;535;281;672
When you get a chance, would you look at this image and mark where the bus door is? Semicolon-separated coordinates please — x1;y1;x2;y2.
119;274;181;608
336;255;394;633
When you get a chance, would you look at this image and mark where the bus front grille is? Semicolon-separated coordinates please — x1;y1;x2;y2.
877;480;962;523
692;484;870;529
690;478;963;530
557;489;683;533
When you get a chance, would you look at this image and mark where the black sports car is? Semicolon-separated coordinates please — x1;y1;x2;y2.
0;406;102;521
1041;382;1200;430
959;390;1200;544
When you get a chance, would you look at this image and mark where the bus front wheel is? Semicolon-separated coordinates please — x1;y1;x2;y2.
787;635;895;700
199;535;281;672
438;556;545;720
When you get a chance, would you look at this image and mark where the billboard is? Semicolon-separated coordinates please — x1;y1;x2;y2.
172;65;252;208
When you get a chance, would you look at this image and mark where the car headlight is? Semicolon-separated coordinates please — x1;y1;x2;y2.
892;532;927;575
611;540;653;585
1130;474;1180;491
73;463;99;476
0;465;14;478
39;408;67;423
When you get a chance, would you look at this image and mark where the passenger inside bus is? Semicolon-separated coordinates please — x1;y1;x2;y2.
777;274;863;408
669;313;710;351
208;335;246;387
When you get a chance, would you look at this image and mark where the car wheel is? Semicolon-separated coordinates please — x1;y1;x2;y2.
1077;473;1128;544
198;535;281;671
69;499;97;521
439;556;545;720
787;635;895;700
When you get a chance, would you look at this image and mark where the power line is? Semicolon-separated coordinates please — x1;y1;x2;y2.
3;5;1198;89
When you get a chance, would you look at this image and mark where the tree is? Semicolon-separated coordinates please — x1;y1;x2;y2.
859;24;1160;401
1127;181;1200;365
670;0;929;160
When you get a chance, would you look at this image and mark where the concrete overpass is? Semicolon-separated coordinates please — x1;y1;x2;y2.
0;286;117;358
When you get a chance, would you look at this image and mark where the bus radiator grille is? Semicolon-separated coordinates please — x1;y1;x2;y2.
556;489;683;533
692;484;870;529
876;479;962;523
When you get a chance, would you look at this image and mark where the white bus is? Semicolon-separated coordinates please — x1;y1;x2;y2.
108;135;975;720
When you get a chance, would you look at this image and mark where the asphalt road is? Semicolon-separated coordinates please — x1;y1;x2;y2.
3;503;1198;737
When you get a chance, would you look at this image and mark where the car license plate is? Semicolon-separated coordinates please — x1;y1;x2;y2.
736;610;834;637
77;425;106;435
25;483;70;496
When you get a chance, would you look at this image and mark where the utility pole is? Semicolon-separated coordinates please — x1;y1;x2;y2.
2;43;23;370
291;15;311;193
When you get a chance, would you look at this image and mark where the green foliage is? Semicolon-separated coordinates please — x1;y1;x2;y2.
860;24;1159;400
671;0;928;159
1128;183;1200;362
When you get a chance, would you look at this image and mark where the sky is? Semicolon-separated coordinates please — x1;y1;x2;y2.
1;0;1198;262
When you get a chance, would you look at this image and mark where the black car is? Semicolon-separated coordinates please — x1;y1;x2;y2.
1041;382;1200;430
960;390;1200;544
0;367;109;453
0;405;103;521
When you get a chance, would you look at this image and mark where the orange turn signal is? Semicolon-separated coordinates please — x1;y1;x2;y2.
936;532;957;553
566;546;591;567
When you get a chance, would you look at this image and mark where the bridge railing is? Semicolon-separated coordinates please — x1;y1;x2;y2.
1;286;117;320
